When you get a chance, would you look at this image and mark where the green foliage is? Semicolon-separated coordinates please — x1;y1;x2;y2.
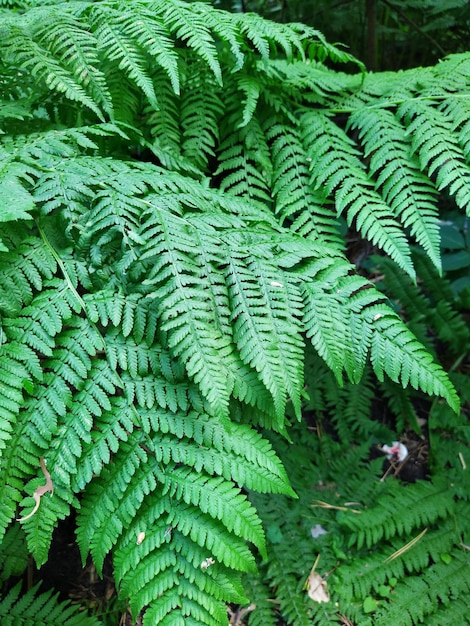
0;582;101;626
0;0;469;624
214;0;470;71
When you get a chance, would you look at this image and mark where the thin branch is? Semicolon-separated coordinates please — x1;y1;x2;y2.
380;0;447;58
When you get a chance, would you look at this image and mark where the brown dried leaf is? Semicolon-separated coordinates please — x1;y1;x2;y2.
306;570;330;603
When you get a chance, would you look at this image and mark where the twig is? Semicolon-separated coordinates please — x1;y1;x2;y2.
312;500;362;514
384;528;428;562
380;0;447;58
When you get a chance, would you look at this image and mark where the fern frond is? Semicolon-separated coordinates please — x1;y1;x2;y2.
302;260;385;384
140;206;234;420
2;3;469;624
163;465;267;556
115;509;248;624
2;20;104;119
0;173;35;230
241;572;278;626
235;71;263;128
0;581;101;626
369;306;460;412
440;93;470;163
157;0;223;85
112;3;180;94
335;520;458;604
373;554;470;626
328;367;390;442
267;120;343;249
0;525;29;581
375;253;470;355
340;478;456;549
184;1;245;72
91;5;158;109
29;7;113;115
226;254;304;423
349;107;441;268
261;58;359;105
4;280;79;360
400;99;470;215
77;436;268;623
0;226;56;316
180;68;223;171
144;74;185;168
302;111;415;277
233;11;314;61
145;407;294;495
217;109;272;203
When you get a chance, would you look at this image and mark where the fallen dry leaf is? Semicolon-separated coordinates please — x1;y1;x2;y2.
304;557;330;604
17;457;54;522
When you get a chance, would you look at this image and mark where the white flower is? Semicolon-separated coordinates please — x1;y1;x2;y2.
382;441;408;462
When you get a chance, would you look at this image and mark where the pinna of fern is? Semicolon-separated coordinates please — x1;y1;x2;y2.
0;1;469;624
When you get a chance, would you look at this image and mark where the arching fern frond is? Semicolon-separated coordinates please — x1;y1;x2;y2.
139;206;235;421
109;3;180;94
339;478;456;549
373;555;470;626
267;120;344;249
217;106;273;203
90;5;159;110
369;305;460;412
0;581;101;626
349;107;441;269
156;0;223;86
180;66;224;171
226;253;304;423
1;1;469;624
399;99;470;215
1;18;105;119
301;111;415;278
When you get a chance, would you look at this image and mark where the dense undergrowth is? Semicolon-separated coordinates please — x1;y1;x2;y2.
0;1;469;624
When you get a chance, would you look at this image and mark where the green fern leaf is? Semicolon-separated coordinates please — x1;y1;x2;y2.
0;582;101;626
180;69;223;170
373;555;470;626
157;0;223;85
226;254;304;423
340;478;456;550
2;21;104;119
369;306;460;412
349;107;441;268
302;111;415;278
440;93;470;164
217;112;272;203
0;226;56;317
0;174;35;226
267;121;344;249
140;207;234;420
91;5;158;109
233;11;310;61
163;466;266;557
28;7;113;115
400;99;470;215
186;1;245;71
114;4;180;94
145;408;294;495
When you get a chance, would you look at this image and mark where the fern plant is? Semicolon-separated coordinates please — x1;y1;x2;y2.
0;1;469;624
